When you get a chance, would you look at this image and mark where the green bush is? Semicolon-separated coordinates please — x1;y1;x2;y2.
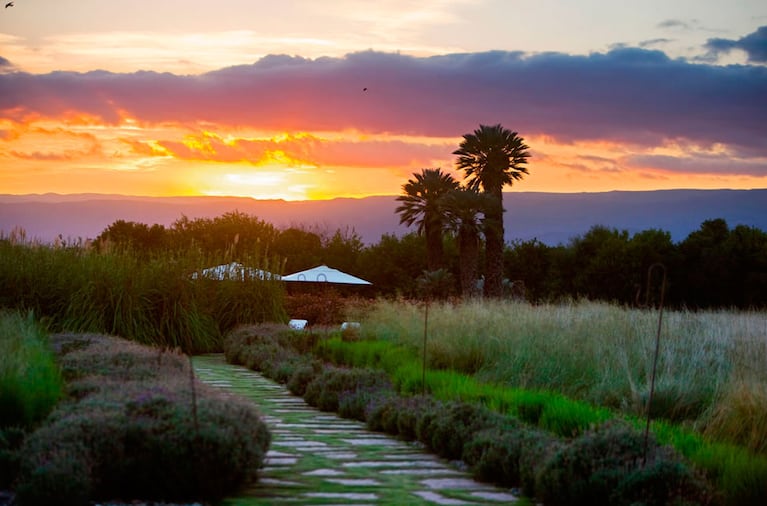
15;441;93;506
463;427;533;486
304;367;392;412
0;311;63;429
396;396;439;441
365;394;402;432
339;388;393;423
0;240;286;354
535;420;713;506
427;402;497;460
287;359;322;396
14;334;271;505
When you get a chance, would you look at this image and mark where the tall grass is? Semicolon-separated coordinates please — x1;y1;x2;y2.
353;299;766;451
0;237;287;353
330;300;767;505
0;311;63;428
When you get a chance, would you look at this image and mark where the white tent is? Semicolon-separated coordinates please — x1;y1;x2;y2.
281;264;372;285
191;262;281;281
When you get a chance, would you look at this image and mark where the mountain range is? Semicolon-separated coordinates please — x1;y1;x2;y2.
1;189;766;246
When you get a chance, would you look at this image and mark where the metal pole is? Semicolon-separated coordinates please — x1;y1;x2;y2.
422;300;429;396
642;263;667;467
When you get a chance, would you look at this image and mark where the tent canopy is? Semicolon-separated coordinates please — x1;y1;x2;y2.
192;262;281;281
282;264;372;285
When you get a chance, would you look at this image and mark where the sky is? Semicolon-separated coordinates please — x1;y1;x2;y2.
1;0;766;200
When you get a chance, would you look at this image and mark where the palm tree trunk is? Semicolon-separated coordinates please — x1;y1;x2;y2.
459;225;480;297
425;219;444;271
483;199;504;298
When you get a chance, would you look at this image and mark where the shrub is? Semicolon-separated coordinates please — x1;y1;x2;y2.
463;427;530;486
339;388;393;423
415;401;449;447
0;426;26;489
304;367;392;412
287;359;322;396
0;312;63;428
535;420;713;506
427;402;499;460
283;290;347;326
396;396;439;441
15;441;93;506
365;394;402;432
519;429;563;497
14;334;271;505
702;379;767;455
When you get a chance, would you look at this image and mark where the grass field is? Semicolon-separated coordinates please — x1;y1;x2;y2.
322;298;767;504
349;299;767;451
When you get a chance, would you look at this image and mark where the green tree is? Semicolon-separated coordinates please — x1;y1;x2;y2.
505;238;553;302
357;233;427;296
726;224;767;307
569;225;632;302
273;227;322;273
396;168;460;271
454;124;531;297
170;211;277;259
442;188;489;298
677;218;732;307
95;220;168;255
321;227;364;273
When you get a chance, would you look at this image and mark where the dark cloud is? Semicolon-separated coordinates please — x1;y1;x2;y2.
0;56;15;74
0;48;765;157
639;38;673;48
705;26;767;63
657;19;693;30
628;153;767;176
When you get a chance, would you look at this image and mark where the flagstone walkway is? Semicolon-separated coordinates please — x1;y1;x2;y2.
193;354;521;506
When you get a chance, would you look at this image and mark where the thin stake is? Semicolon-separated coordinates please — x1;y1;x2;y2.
189;354;199;436
642;262;667;467
422;300;429;396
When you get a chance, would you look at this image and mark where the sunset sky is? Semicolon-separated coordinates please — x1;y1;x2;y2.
1;0;766;200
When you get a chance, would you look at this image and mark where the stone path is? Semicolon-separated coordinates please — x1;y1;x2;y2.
193;354;521;506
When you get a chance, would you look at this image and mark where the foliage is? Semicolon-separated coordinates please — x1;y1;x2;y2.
355;299;765;435
304;366;393;412
0;311;63;429
396;168;460;271
454;123;531;298
535;421;714;506
13;334;271;506
222;322;741;505
283;289;347;326
0;238;286;353
505;220;767;308
0;426;26;489
357;232;429;296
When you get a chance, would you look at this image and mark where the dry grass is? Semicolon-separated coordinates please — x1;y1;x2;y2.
355;299;767;453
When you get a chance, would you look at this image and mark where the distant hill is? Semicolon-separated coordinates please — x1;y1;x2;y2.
1;189;766;246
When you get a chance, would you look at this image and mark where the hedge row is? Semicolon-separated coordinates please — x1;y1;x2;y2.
7;334;271;506
224;324;717;506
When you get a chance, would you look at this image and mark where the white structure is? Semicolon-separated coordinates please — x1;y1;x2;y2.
341;322;361;331
289;319;308;330
281;265;371;285
191;262;281;281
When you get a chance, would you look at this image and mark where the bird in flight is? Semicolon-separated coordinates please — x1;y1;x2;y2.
5;2;14;8
363;87;368;91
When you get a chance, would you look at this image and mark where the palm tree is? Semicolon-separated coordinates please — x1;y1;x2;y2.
396;168;460;271
453;124;530;298
442;188;491;298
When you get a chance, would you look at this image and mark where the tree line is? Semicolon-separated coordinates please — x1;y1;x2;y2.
94;123;766;309
95;211;767;309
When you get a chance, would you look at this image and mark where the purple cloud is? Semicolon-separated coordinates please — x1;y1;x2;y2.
0;47;765;157
705;26;767;63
